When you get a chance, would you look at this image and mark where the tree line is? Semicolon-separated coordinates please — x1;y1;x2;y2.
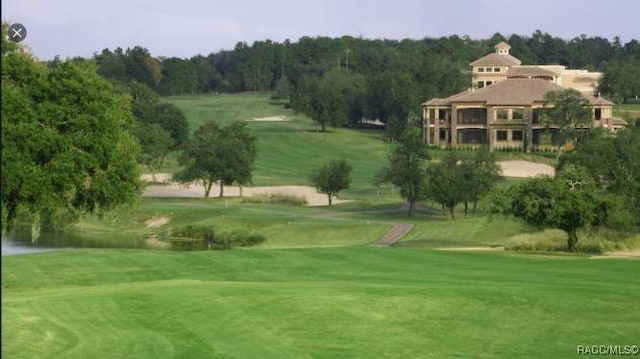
93;32;640;131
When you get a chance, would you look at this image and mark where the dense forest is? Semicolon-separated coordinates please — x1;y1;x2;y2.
91;31;640;134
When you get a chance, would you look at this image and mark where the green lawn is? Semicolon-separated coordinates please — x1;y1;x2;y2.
69;197;541;250
163;93;392;189
3;248;639;358
160;93;557;192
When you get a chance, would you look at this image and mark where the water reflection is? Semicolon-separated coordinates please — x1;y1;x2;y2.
2;226;154;256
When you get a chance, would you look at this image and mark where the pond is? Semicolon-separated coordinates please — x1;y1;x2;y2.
1;226;157;256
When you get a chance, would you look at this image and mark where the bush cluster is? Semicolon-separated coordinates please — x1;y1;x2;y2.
168;225;265;250
504;230;636;254
241;194;307;205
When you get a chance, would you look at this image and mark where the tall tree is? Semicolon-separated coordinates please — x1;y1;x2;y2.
134;123;174;179
2;30;141;234
492;165;598;251
542;89;592;146
310;159;352;206
174;121;257;198
461;150;503;215
426;152;466;219
386;127;430;216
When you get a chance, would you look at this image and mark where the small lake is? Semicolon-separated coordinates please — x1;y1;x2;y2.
2;226;155;256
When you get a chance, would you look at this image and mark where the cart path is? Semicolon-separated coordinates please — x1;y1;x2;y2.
370;223;414;247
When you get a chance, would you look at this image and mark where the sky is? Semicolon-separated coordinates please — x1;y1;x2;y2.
3;0;639;60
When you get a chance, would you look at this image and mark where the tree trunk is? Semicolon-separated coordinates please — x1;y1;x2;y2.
321;121;326;132
219;181;224;198
204;181;213;199
472;201;478;216
328;193;333;206
567;229;578;252
449;205;456;219
408;200;414;217
464;201;468;215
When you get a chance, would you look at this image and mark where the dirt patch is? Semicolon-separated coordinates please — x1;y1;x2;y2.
141;176;350;207
145;216;170;228
498;161;554;178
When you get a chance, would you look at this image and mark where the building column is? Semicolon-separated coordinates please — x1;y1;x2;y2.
424;107;431;145
450;106;457;147
526;122;533;153
434;108;440;147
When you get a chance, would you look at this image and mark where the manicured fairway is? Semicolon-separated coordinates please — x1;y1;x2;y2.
3;248;639;358
164;93;392;190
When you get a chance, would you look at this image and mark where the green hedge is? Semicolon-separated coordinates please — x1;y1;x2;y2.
167;225;266;250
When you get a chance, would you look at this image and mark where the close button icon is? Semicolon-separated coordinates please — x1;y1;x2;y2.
8;23;27;42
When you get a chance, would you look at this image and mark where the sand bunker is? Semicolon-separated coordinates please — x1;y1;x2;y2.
246;115;291;122
498;161;554;178
141;174;349;206
140;161;551;205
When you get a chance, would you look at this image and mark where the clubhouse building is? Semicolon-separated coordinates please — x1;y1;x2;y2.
422;42;626;151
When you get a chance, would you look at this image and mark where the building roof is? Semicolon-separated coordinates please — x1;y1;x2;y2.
506;66;559;78
603;118;628;126
494;41;511;50
470;53;522;67
422;90;472;106
448;78;565;105
583;95;614;106
423;78;616;107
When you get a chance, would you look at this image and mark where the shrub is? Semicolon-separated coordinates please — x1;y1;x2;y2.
241;194;307;205
167;225;266;250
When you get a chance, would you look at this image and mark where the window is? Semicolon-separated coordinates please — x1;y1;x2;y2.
439;129;447;141
512;109;524;120
496;130;507;141
478;67;485;73
497;109;508;120
486;81;493;86
458;109;487;124
512;130;524;141
494;67;500;72
477;81;485;89
486;67;493;72
595;108;602;121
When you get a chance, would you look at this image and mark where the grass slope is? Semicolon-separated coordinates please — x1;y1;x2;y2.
164;93;392;190
3;248;639;358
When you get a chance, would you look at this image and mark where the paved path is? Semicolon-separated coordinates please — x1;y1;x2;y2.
370;223;414;247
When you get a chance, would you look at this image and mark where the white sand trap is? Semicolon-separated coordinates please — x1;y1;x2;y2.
141;175;349;206
246;115;291;122
498;161;555;178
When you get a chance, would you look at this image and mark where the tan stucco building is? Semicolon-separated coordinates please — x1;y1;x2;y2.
471;42;602;95
423;43;626;151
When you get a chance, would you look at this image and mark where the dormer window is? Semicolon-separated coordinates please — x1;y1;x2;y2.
478;67;485;72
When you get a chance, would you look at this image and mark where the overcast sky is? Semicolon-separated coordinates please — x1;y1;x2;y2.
3;0;639;60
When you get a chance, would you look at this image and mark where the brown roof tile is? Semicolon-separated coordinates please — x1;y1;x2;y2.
470;53;522;67
506;66;559;78
583;95;614;106
450;78;564;105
